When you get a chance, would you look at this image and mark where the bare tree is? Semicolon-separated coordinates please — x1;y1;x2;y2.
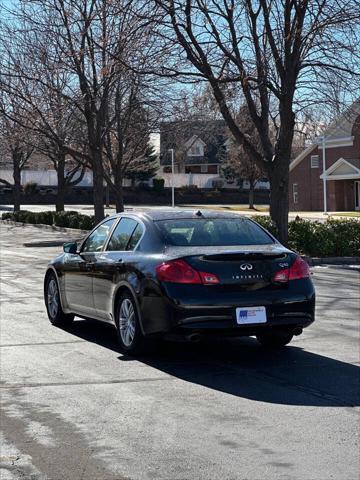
1;0;163;219
221;105;266;208
0;42;88;212
102;69;160;211
153;0;360;241
0;102;34;212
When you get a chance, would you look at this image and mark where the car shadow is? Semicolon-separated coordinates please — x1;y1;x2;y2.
66;319;360;408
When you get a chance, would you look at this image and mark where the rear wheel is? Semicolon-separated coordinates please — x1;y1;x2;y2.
45;273;74;327
256;331;293;348
116;293;148;355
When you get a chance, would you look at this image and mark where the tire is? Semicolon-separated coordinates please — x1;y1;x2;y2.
256;331;293;348
45;272;74;327
115;292;148;355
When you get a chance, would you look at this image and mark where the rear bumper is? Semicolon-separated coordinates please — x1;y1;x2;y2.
140;278;315;336
175;314;313;337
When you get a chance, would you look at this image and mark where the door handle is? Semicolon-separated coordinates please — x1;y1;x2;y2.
115;259;123;264
85;262;95;271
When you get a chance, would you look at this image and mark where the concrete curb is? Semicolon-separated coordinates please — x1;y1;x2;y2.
303;256;360;266
1;219;359;264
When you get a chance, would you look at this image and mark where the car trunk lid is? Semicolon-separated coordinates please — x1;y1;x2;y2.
165;246;292;288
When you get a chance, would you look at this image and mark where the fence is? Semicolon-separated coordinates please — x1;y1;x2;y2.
0;169;270;190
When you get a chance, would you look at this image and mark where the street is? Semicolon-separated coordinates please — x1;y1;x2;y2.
0;222;359;480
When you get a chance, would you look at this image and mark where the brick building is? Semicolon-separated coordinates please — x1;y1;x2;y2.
289;101;360;212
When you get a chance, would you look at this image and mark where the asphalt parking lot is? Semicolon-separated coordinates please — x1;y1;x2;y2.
0;222;359;480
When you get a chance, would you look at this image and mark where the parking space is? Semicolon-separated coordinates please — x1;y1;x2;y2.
0;223;359;480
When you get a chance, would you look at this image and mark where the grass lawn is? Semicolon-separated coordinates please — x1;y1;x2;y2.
183;204;269;213
220;205;269;212
329;212;360;218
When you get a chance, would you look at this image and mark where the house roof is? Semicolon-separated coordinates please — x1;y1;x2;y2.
322;100;360;139
290;99;360;172
320;157;360;180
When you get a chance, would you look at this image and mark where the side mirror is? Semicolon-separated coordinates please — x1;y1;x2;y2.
63;242;78;254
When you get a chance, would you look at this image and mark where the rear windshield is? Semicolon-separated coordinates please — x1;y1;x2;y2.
156;218;274;246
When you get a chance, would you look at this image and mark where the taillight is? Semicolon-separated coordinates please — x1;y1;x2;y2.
289;256;310;280
156;259;220;285
272;256;310;283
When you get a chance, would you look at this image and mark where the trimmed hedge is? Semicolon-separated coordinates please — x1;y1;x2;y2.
2;210;359;257
2;210;96;231
251;216;360;257
287;218;360;257
152;177;165;193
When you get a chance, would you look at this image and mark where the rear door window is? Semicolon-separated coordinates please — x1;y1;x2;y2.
126;223;144;250
107;217;138;251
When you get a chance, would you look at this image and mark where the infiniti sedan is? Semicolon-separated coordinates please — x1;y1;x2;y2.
44;210;315;354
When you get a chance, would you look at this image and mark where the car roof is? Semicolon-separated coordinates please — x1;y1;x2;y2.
113;209;245;222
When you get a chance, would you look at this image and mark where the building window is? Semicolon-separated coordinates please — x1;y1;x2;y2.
311;155;319;168
187;139;204;157
200;164;208;173
293;183;299;204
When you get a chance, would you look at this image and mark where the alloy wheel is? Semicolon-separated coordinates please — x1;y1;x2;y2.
47;278;59;318
119;298;136;347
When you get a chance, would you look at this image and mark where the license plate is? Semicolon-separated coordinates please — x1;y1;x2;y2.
236;306;267;325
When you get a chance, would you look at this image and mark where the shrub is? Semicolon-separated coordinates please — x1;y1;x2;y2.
53;211;69;227
287;218;360;257
24;211;37;224
252;215;278;237
81;215;96;230
13;210;31;222
288;218;318;254
180;185;199;193
152;177;165;193
36;211;54;226
138;182;152;191
206;189;222;199
67;214;81;229
23;182;39;195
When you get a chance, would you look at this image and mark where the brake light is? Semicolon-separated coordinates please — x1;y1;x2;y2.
272;256;310;283
289;256;310;280
156;259;220;285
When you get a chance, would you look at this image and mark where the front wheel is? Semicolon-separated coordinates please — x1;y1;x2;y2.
116;293;148;355
45;272;74;327
256;331;293;348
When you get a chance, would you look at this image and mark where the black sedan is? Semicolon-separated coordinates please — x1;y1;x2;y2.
44;209;315;354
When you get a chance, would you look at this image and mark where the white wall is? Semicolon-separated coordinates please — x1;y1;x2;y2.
161;173;269;190
0;169;93;187
0;169;270;190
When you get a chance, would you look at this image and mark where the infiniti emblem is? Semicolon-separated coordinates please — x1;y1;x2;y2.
240;263;253;271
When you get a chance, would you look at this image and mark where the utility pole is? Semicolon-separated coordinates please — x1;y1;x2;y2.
169;148;175;208
322;136;328;214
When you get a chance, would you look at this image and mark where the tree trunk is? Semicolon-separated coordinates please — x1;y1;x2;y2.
56;154;66;212
268;165;289;243
115;191;124;213
248;180;255;209
13;157;21;212
92;156;105;223
268;103;295;244
113;180;124;213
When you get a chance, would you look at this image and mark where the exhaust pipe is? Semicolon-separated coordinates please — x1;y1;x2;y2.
293;327;303;336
